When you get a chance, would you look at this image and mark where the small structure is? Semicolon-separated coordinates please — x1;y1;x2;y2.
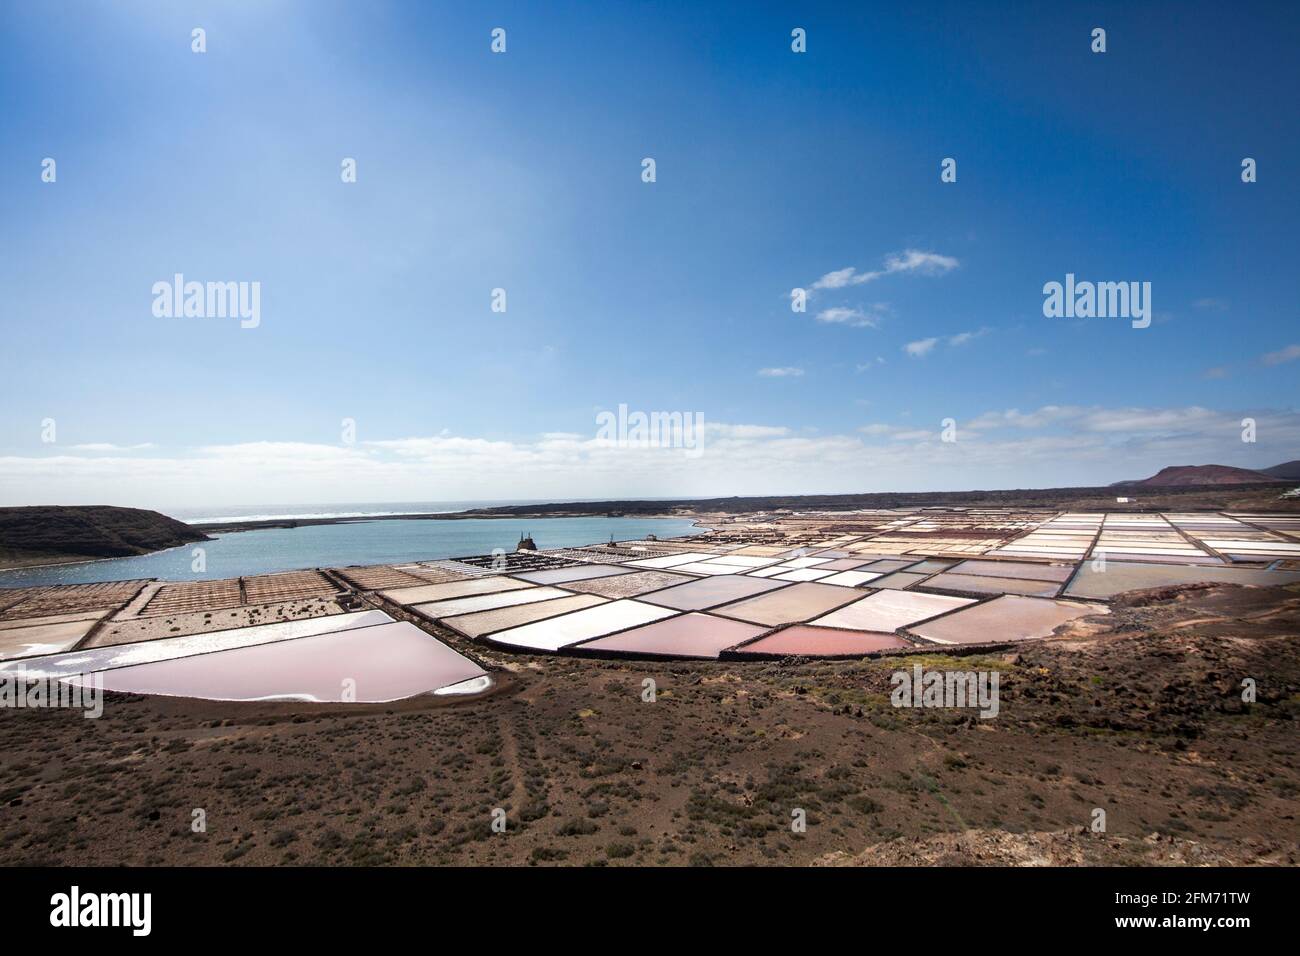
516;532;537;552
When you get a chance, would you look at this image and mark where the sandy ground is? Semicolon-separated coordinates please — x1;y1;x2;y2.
88;597;344;648
1;582;1297;866
814;828;1287;866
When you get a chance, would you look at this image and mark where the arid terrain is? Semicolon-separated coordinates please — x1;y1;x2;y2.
3;580;1297;867
463;480;1300;521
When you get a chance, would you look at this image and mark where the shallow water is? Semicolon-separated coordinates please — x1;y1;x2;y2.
0;516;700;587
69;621;487;703
2;610;393;678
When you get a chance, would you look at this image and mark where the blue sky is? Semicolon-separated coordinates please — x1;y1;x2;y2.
1;1;1297;508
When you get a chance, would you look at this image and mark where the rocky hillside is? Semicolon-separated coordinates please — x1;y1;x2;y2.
1111;464;1281;487
1261;460;1300;480
0;505;208;568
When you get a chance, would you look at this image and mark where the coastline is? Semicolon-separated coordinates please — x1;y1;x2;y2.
0;541;202;573
189;510;708;534
0;550;104;571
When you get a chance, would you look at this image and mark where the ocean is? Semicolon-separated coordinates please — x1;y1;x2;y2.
0;513;703;588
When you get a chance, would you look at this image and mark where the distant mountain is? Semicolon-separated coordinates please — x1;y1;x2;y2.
0;505;208;570
1260;460;1300;479
1111;464;1282;488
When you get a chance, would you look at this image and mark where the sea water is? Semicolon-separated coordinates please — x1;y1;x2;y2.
0;515;702;587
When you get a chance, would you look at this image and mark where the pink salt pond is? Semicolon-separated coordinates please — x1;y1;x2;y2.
72;621;488;703
573;612;767;659
729;625;910;658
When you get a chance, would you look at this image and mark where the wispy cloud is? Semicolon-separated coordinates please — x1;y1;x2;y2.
815;304;888;328
1080;406;1223;433
903;337;939;357
707;424;791;439
856;422;939;441
965;406;1085;430
1262;344;1300;366
69;442;156;452
904;328;990;358
758;366;804;377
811;249;959;290
947;327;990;347
963;404;1234;436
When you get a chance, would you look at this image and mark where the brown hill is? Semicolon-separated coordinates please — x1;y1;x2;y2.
1112;464;1281;487
0;505;208;569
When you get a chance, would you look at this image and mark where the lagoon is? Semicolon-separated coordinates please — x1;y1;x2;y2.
0;516;701;588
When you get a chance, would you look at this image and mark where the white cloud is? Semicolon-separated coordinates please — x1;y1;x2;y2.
758;367;804;377
1078;406;1221;434
1262;344;1300;366
811;248;958;290
904;328;989;357
198;441;362;459
965;406;1084;430
3;406;1298;509
811;267;859;291
857;423;940;442
364;435;521;459
882;249;960;275
815;305;887;328
947;327;989;347
963;404;1249;438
